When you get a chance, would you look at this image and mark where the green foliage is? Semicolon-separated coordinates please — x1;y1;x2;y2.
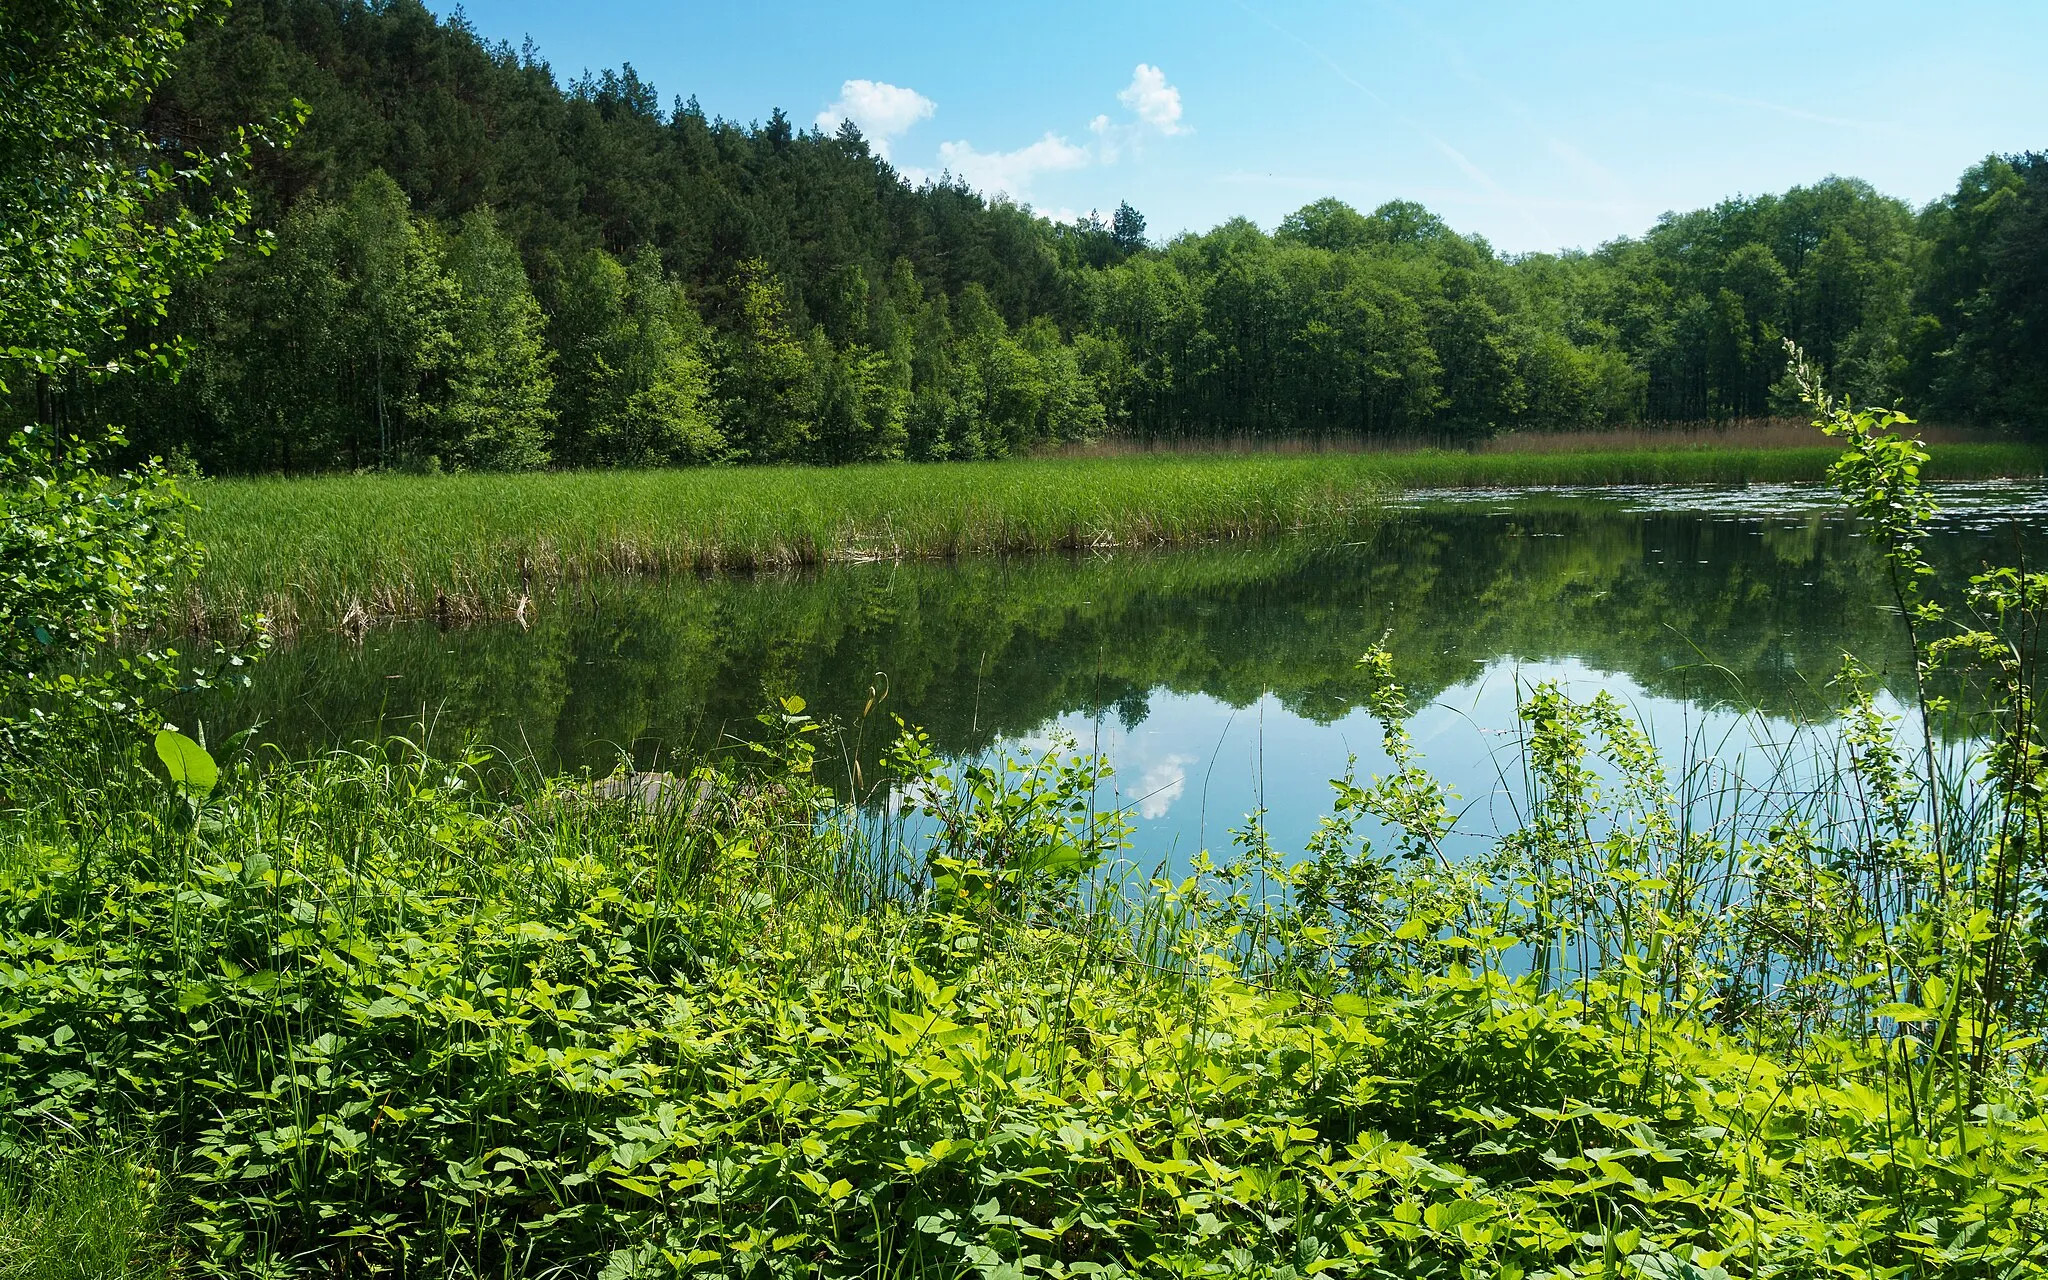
172;172;556;471
0;0;273;778
55;1;2042;470
1903;154;2048;433
427;209;555;470
0;0;276;394
715;260;817;462
548;248;721;467
0;428;200;768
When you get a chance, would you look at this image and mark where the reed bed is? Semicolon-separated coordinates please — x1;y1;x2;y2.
184;443;2048;633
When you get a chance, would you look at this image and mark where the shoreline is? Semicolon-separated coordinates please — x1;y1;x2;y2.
185;442;2048;634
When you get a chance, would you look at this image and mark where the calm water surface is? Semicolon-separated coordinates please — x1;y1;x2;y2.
201;481;2048;865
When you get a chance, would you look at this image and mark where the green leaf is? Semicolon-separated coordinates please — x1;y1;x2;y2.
1423;1199;1491;1233
155;728;218;795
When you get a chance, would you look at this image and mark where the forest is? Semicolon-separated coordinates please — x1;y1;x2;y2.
32;0;2046;473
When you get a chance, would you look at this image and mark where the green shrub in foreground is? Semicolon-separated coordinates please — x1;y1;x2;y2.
2;690;2045;1279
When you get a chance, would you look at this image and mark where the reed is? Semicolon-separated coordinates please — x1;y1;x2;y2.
184;442;2048;633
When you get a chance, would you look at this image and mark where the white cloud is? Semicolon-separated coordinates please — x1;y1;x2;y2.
914;63;1186;206
816;79;935;160
936;133;1090;201
1118;64;1187;135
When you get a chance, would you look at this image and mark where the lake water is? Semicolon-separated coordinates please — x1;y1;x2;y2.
200;481;2048;867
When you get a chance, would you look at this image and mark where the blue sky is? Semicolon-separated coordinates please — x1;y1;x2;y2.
438;0;2047;254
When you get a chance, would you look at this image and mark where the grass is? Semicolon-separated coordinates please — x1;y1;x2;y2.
184;441;2048;633
0;1140;169;1280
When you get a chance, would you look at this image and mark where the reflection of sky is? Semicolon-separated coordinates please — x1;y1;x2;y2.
994;657;1935;876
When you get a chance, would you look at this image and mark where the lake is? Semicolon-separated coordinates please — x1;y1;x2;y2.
197;480;2048;867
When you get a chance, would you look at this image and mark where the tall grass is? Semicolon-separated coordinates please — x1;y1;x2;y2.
184;443;2048;633
0;1140;170;1280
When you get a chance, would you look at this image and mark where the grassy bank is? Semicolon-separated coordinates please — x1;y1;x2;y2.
184;442;2048;633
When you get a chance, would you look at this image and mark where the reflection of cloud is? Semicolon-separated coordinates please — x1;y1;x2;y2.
1136;753;1196;819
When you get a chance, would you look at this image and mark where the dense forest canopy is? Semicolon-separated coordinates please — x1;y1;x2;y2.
36;0;2048;472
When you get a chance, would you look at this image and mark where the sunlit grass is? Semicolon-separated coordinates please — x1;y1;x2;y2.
184;444;2048;632
0;1141;169;1280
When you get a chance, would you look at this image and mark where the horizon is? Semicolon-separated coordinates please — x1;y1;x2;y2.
429;0;2046;255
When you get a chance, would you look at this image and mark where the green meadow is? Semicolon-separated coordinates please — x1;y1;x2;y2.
186;441;2048;632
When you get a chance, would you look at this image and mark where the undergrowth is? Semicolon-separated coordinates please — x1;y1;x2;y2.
0;366;2043;1277
0;1138;171;1280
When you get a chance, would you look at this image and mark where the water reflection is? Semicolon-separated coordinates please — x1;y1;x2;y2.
191;484;2045;862
1031;659;1931;875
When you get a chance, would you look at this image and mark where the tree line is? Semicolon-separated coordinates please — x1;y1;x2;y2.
45;0;2048;471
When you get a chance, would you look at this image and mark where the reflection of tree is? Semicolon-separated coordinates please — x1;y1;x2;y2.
202;509;2035;779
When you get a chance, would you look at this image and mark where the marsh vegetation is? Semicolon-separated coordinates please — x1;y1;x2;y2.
6;4;2048;1278
185;441;2046;633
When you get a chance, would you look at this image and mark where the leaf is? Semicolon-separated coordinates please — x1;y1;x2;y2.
1422;1199;1491;1233
155;728;218;795
1331;994;1371;1018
